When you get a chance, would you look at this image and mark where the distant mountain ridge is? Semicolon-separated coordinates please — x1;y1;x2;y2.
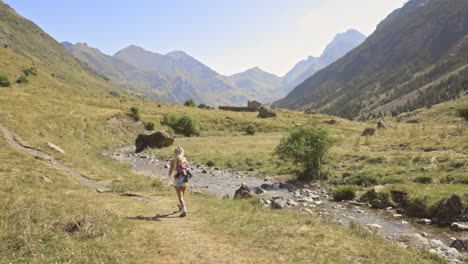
281;29;366;94
63;29;366;106
275;0;468;120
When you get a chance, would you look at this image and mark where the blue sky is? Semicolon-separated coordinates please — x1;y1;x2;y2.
5;0;407;76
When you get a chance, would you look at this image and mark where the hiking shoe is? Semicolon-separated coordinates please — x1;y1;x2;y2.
179;211;186;217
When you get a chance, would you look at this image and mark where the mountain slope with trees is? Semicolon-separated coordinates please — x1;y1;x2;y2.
276;0;468;120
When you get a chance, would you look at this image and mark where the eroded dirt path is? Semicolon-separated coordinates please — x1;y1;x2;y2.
0;124;111;191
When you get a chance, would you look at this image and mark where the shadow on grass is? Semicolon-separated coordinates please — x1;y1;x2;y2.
127;211;180;221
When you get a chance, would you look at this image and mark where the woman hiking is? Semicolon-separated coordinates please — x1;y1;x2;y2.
168;147;191;217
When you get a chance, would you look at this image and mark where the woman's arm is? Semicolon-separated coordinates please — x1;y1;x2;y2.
168;159;176;178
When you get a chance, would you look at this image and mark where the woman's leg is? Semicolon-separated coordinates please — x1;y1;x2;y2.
179;186;187;216
174;186;184;205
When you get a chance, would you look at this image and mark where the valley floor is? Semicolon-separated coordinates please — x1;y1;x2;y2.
0;123;446;264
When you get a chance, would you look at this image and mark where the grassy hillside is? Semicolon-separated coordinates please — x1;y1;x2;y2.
276;0;468;120
0;1;465;263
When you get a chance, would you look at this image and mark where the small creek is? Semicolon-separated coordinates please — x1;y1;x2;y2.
109;146;465;254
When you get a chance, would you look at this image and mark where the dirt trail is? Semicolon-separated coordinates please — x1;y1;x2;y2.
0;124;110;191
0;123;270;263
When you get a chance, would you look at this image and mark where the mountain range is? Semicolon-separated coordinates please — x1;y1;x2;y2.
276;0;468;120
63;29;366;106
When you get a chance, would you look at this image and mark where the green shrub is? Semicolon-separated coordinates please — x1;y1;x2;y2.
130;107;141;121
456;104;468;121
161;113;178;126
413;175;433;184
366;156;386;164
360;189;394;207
0;75;11;87
172;116;200;137
244;124;257;135
144;121;156;131
274;122;335;181
22;67;37;77
440;174;468;184
381;175;405;184
183;98;196;107
15;75;28;84
332;186;355;201
344;172;378;186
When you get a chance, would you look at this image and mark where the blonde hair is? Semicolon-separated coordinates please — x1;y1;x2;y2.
174;147;184;161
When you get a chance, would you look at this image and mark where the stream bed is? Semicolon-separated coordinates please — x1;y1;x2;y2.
108;145;467;263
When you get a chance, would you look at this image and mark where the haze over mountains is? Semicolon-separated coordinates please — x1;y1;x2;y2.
63;29;366;106
276;0;468;120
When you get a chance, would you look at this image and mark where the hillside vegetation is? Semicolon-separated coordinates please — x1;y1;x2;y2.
276;0;468;120
0;1;466;263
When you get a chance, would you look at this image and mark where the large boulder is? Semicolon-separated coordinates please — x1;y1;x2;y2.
433;194;464;225
234;183;253;200
271;197;286;209
257;106;276;118
135;131;174;153
450;239;468;252
361;127;376;136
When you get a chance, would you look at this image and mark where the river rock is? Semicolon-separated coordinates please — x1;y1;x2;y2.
286;199;298;206
234;183;253;200
396;234;429;250
433;194;464;225
271;197;286;209
260;183;274;190
450;222;468;232
255;187;266;194
279;182;294;189
135;131;174;153
365;224;382;229
450;239;468;252
418;218;432;225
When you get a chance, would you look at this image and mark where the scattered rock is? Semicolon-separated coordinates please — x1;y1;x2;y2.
300;208;314;214
279;182;294;189
206;161;215;167
41;176;53;183
361;127;376;136
233;183;253;200
323;119;337;125
257;106;276;118
254;187;266;194
418;218;432;225
365;224;382;229
303;108;316;115
260;183;274;190
271;197;286;209
433;194;464;225
450;222;468;232
377;121;390;129
397;234;429;250
46;142;65;154
406;119;419;124
450;239;468;252
135;131;174;153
